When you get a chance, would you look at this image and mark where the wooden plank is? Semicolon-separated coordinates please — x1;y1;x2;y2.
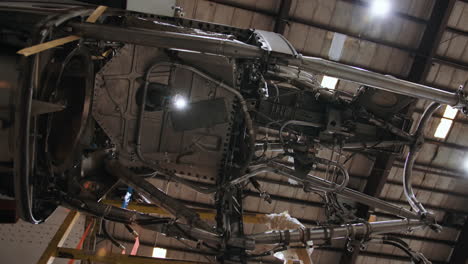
37;210;80;264
212;4;235;25
251;12;275;31
312;0;337;26
231;8;254;28
55;247;209;264
17;6;107;56
284;22;309;52
194;0;216;22
291;0;319;23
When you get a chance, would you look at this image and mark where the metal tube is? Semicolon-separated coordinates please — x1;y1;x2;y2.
403;102;441;216
248;219;424;244
289;56;462;106
105;159;213;231
269;161;349;196
339;140;411;149
256;139;410;151
279;120;324;146
268;162;419;219
225;166;276;187
70;22;263;58
62;196;223;246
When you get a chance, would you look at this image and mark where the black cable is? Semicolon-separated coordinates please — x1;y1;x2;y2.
172;222;218;251
246;245;287;258
136;218;172;226
380;236;428;264
101;220;126;250
124;224;139;238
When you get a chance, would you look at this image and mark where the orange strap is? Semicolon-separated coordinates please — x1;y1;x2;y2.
67;219;94;264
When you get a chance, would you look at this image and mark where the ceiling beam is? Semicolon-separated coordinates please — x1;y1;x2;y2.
339;0;457;263
273;0;292;34
449;217;468;264
407;1;456;82
414;108;468;126
354;153;397;218
393;159;467;180
433;55;468;72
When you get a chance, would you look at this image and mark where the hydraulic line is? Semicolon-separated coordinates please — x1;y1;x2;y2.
101;220;126;251
279;120;324;147
248;219;425;245
269;159;349;193
267;162;419;219
105;159;213;231
369;236;431;264
403;102;441;216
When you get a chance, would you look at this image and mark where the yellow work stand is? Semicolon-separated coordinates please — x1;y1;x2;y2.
37;210;208;264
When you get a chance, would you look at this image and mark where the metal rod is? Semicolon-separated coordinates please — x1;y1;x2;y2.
70;22;263;58
61;196;224;246
268;162;420;219
104;159;213;231
288;56;464;107
403;102;441;216
225;166;276;187
248;219;425;244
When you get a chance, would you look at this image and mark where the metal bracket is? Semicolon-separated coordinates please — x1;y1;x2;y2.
453;85;468;115
253;30;298;57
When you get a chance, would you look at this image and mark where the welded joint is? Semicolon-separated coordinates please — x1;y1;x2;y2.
453;85;468;115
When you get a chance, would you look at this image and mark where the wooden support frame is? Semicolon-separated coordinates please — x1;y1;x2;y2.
54;247;209;264
37;210;80;264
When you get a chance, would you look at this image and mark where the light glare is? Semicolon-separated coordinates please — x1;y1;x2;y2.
463;156;468;171
173;95;187;110
434;118;453;139
443;105;458;119
321;76;338;89
370;0;391;16
152;247;167;258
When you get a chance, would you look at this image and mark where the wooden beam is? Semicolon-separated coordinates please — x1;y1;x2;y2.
102;199;270;224
37;210;80;264
55;247;208;264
